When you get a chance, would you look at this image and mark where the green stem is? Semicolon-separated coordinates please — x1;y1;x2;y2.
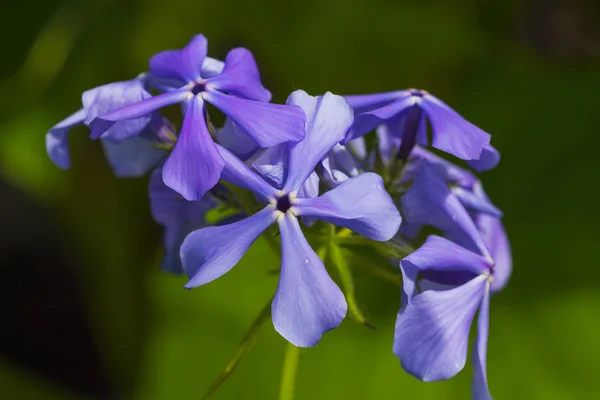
202;302;272;399
279;343;300;400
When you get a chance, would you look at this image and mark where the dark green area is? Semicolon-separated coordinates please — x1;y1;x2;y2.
1;0;598;398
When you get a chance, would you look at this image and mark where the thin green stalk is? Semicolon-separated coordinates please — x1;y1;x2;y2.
278;343;300;400
202;301;272;399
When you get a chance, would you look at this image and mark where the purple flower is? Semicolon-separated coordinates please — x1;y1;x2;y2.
91;34;306;201
393;234;495;400
180;91;402;346
46;76;169;177
149;169;219;273
344;89;499;171
393;163;510;399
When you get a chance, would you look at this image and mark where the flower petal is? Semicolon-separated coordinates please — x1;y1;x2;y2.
283;91;354;191
406;146;478;189
181;206;276;288
46;109;86;169
376;124;401;165
393;274;487;382
200;56;225;78
401;161;490;258
149;34;207;83
298;170;320;227
420;94;490;161
452;186;503;218
83;79;154;142
217;144;278;200
149;169;218;273
295;173;401;241
321;144;361;187
477;214;511;293
206;48;271;102
215;118;258;160
162;96;224;201
468;143;500;172
472;289;492;400
272;214;347;347
403;235;492;277
345;96;415;142
101;135;165;177
252;144;289;189
204;90;305;147
89;89;189;140
344;90;410;113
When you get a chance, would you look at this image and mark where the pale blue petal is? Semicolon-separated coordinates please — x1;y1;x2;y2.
162;96;224;201
468;143;500;172
217;144;278;200
452;186;503;218
345;96;414;142
206;48;271;102
252;144;289;189
181;206;277;288
149;34;207;83
101;135;165;177
284;91;354;191
402;235;492;277
89;89;189;140
272;214;347;347
46;108;86;169
204;89;305;147
215;118;258;160
200;56;225;78
401;161;491;259
420;94;490;161
149;169;218;273
344;90;410;113
298;170;320;227
472;289;492;400
295;173;401;241
393;274;487;381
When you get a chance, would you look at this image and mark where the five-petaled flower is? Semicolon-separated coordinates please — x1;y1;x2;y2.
91;34;307;200
344;89;499;170
180;91;402;346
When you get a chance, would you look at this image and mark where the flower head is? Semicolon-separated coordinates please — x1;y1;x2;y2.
180;91;402;346
90;34;307;201
393;235;494;400
344;89;499;170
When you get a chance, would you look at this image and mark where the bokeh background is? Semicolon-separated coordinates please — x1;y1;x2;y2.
1;0;599;399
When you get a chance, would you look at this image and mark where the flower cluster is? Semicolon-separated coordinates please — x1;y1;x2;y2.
47;34;511;399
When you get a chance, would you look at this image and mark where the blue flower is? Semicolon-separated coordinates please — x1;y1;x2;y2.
91;34;306;200
344;89;499;170
393;160;511;399
180;91;402;346
46;76;169;177
393;235;495;400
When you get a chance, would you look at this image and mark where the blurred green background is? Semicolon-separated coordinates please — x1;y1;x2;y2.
1;0;599;399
